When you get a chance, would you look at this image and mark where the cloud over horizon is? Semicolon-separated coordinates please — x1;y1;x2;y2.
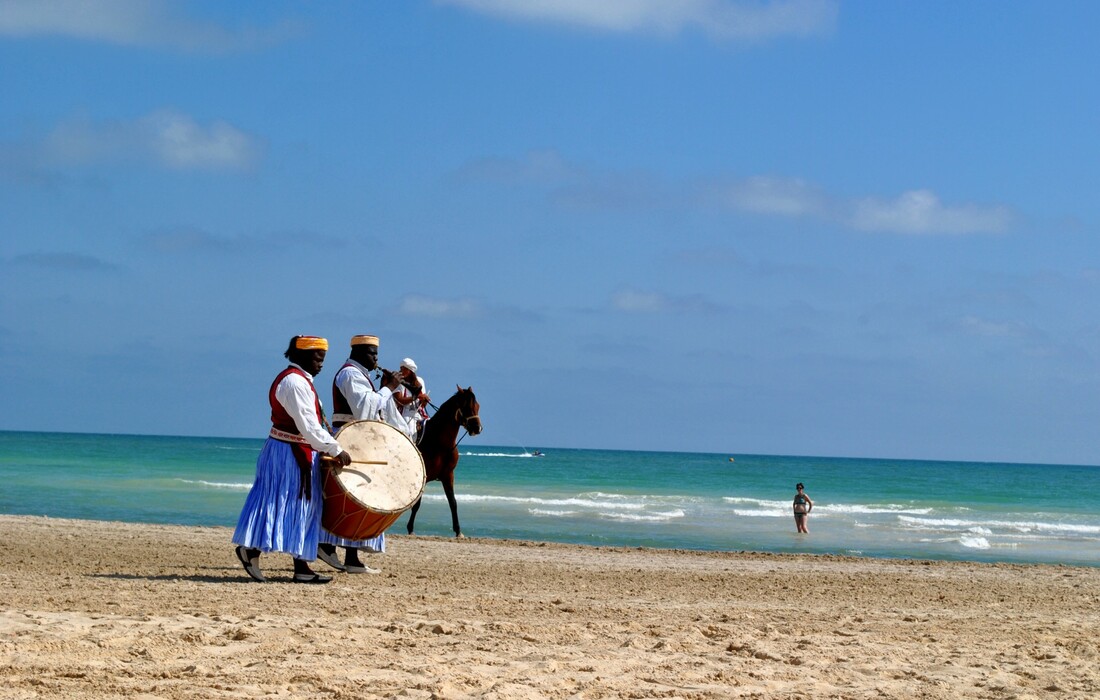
0;0;302;52
395;295;484;319
440;0;838;41
42;109;263;171
459;152;1015;236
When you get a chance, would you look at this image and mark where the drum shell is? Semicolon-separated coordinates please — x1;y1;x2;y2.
321;472;403;539
321;420;426;540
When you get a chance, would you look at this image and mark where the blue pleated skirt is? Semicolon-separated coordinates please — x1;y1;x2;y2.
232;438;322;560
317;529;386;553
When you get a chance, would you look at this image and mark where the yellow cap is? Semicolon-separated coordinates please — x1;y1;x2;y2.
294;336;329;351
350;335;379;346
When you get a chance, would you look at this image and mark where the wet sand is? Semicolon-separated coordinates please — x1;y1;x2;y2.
1;514;1098;699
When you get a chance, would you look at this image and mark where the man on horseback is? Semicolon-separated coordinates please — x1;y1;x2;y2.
393;357;430;441
317;333;412;574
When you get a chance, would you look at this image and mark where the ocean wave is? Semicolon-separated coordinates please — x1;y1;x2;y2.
599;509;685;523
731;509;788;518
529;509;578;517
898;515;1100;535
423;493;645;510
723;497;933;515
461;452;538;458
958;536;991;549
176;479;250;491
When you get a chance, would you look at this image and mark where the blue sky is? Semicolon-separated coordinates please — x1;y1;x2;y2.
1;0;1098;465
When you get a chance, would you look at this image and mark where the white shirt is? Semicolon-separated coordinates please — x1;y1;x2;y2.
397;377;427;428
333;359;413;438
274;364;342;457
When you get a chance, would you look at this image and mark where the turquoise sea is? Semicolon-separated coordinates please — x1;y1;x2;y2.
1;430;1097;567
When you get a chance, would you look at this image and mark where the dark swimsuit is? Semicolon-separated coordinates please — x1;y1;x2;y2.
794;494;808;518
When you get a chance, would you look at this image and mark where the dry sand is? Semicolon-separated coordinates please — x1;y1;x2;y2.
1;515;1098;699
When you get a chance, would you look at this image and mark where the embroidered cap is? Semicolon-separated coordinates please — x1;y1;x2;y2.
294;336;329;351
350;335;380;346
401;357;417;372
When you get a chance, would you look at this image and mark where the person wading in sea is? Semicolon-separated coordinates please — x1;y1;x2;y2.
793;482;814;534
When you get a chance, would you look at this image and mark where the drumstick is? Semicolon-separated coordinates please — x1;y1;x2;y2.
322;456;389;466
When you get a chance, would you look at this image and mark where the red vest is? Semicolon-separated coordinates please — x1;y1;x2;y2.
269;366;326;500
270;366;326;435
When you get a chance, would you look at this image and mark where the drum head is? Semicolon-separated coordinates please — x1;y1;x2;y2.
332;420;426;512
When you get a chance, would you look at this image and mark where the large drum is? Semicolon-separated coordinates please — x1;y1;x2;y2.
321;420;426;540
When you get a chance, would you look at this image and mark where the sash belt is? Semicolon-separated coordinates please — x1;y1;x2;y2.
269;427;308;444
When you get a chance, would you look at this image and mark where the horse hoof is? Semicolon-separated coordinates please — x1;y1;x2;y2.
455;533;465;539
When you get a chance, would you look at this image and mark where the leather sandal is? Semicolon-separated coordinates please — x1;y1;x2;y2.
235;546;266;583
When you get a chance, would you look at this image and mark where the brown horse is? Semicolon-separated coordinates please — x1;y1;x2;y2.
406;386;482;537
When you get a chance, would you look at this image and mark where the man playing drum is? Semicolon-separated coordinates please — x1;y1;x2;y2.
232;335;352;584
317;334;409;574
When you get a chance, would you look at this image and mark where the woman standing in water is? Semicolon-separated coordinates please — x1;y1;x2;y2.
793;483;813;533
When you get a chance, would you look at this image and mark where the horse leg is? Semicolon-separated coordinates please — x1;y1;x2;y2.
442;471;463;538
406;496;422;535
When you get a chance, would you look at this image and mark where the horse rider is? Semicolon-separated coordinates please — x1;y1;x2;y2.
393;357;430;441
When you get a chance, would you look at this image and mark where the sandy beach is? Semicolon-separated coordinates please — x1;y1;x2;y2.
0;515;1097;699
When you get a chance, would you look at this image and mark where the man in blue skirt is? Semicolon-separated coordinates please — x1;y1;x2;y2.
232;335;352;584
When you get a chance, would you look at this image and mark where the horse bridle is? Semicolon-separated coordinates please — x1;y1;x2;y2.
454;396;481;439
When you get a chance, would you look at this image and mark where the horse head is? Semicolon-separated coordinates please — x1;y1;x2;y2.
454;385;482;436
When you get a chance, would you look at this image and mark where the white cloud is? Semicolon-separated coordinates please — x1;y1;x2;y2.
44;109;263;171
850;190;1012;235
396;295;483;319
457;153;1015;236
440;0;838;41
0;0;302;52
720;176;827;217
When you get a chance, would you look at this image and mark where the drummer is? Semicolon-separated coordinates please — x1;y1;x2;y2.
232;335;352;584
317;333;409;574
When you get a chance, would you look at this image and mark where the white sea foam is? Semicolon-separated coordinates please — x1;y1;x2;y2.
428;493;646;510
898;515;1100;536
529;509;578;517
723;497;932;515
958;536;991;549
732;508;788;518
600;509;685;523
461;451;537;458
176;479;250;490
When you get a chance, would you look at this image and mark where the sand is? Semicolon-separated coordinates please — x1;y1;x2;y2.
0;515;1097;699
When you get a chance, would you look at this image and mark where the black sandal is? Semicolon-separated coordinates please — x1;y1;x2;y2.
235;546;266;583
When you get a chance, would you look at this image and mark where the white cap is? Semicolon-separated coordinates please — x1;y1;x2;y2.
401;357;418;372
